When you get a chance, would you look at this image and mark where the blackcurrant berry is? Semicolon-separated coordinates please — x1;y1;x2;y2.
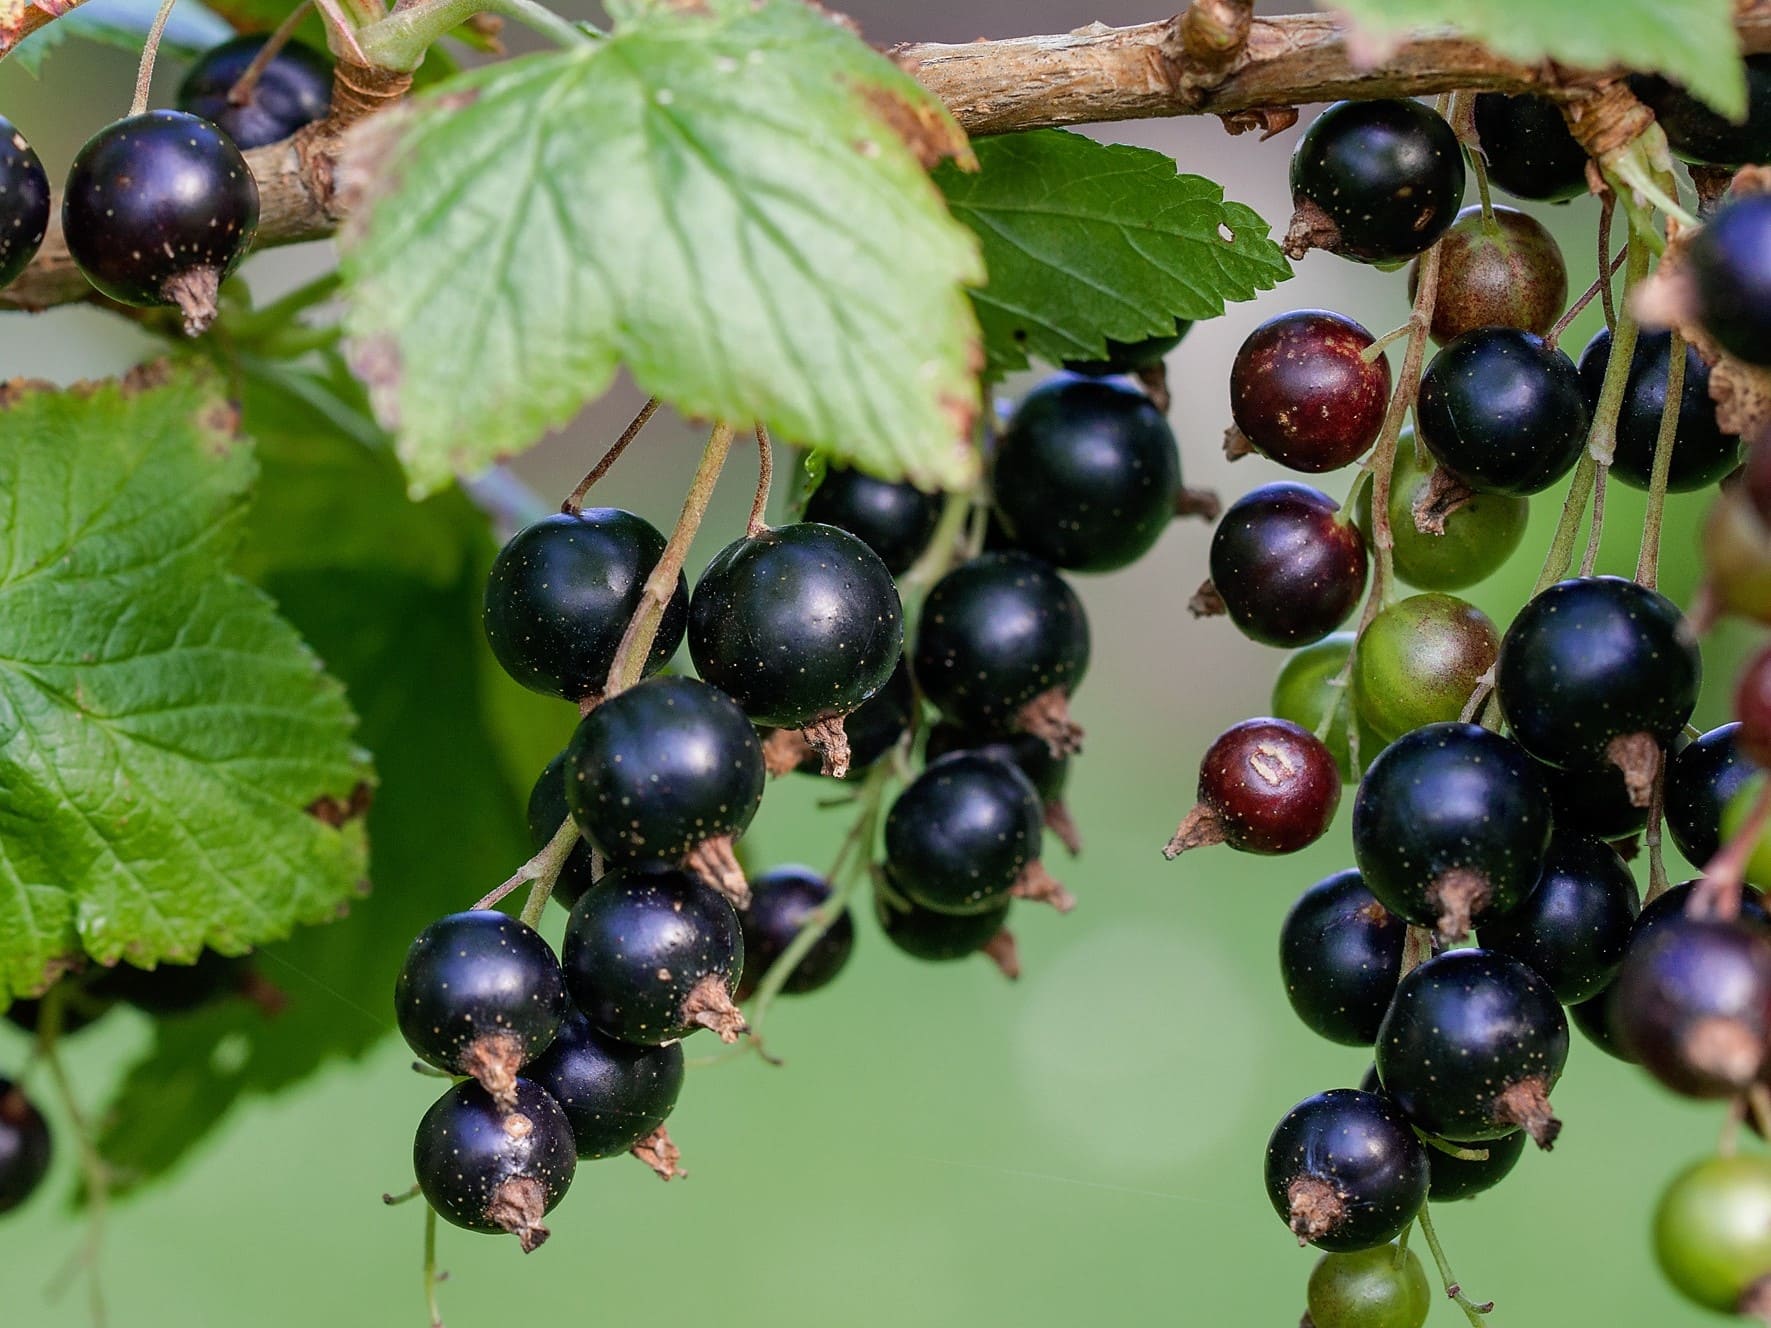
1227;310;1391;473
735;864;855;1000
483;508;685;702
394;911;568;1101
1546;756;1650;843
1495;576;1701;799
524;1009;684;1160
1270;633;1381;784
1264;1088;1428;1251
925;722;1079;854
175;34;332;150
1426;1129;1526;1203
561;865;746;1044
1353;442;1528;592
1470;93;1590;202
1376;948;1568;1147
1352;723;1551;941
763;657;913;780
1350;592;1499;743
1654;1155;1771;1318
1631;58;1771;167
885;752;1069;914
913;552;1089;755
1061;322;1190;376
564;676;765;904
1287;99;1465;264
93;948;253;1014
1476;832;1640;1003
1206;482;1368;647
687;522;901;775
0;118;50;290
61;110;259;335
0;1078;51;1214
1278;869;1404;1046
1668;724;1758;865
413;1078;575;1251
1306;1244;1432;1328
1688;194;1771;366
1568;987;1633;1062
801;465;941;576
1577;327;1740;491
1165;718;1340;858
992;375;1180;571
1412;205;1567;345
874;885;1017;975
527;752;596;908
1610;915;1771;1097
1416;328;1589;496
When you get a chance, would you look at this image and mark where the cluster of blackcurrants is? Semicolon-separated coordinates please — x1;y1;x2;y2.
1159;81;1771;1328
0;33;334;329
395;326;1214;1246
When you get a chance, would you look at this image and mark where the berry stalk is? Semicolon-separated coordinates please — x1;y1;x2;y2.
1635;329;1688;588
563;397;661;515
35;988;110;1326
1417;1203;1492;1326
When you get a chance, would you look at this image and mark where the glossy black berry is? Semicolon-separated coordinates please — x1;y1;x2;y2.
1061;323;1189;376
93;949;251;1014
1229;310;1390;473
0;1078;50;1215
913;552;1089;754
394;911;568;1093
1264;1089;1428;1251
1611;915;1771;1097
769;657;913;779
483;509;685;701
0;118;50;290
1668;724;1758;865
1426;1129;1526;1203
688;523;901;747
1352;723;1552;941
875;886;1015;970
1166;718;1341;857
1207;482;1368;647
413;1078;575;1250
1470;93;1590;202
1288;99;1465;264
524;1009;684;1159
884;752;1064;915
561;865;745;1045
1416;328;1589;496
1477;832;1640;1003
1578;327;1740;491
1278;869;1404;1046
1376;949;1568;1147
1495;577;1701;777
992;375;1180;571
564;676;764;901
175;34;332;150
527;752;596;908
1547;756;1650;842
802;465;941;575
924;722;1077;851
61;110;259;334
1688;194;1771;366
735;864;855;1000
1569;987;1633;1061
1630;57;1771;167
1414;205;1567;345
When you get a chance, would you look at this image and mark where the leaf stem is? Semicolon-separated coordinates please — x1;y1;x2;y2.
1417;1203;1492;1326
748;424;774;538
1635;330;1686;589
562;396;660;514
131;0;180;116
356;0;589;69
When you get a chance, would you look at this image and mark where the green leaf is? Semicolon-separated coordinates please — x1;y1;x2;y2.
1327;0;1746;119
94;361;563;1193
338;0;984;496
0;366;371;998
935;129;1289;380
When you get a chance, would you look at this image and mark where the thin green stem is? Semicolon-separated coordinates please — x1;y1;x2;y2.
1635;330;1686;589
423;1203;444;1327
1394;1220;1414;1264
1579;464;1607;577
896;489;972;602
131;0;180;115
357;0;589;68
37;990;109;1327
1417;1204;1492;1326
235;271;342;338
474;813;578;914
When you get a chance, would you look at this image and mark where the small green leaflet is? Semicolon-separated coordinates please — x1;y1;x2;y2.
338;0;984;498
936;130;1289;380
0;367;371;999
1327;0;1746;120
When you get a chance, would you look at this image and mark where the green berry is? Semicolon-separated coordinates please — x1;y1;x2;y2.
1352;593;1500;742
1654;1154;1771;1316
1306;1244;1432;1328
1271;632;1384;783
1355;442;1528;591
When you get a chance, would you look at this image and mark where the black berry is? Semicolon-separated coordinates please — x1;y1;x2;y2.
765;657;913;780
61;110;259;335
875;885;1017;974
413;1078;575;1251
992;375;1180;571
0;118;50;290
1688;194;1771;366
0;1079;51;1214
93;948;252;1014
1477;832;1640;1003
1630;57;1771;167
483;508;685;702
1426;1129;1526;1203
527;752;596;908
1206;482;1368;647
1062;324;1189;376
925;722;1078;853
524;1009;685;1159
1668;724;1758;865
802;465;941;576
1264;1089;1428;1251
735;864;855;1000
1228;310;1391;473
1577;327;1739;492
1165;718;1341;858
1470;93;1590;202
175;33;332;150
1278;869;1404;1046
1376;948;1568;1147
561;864;746;1045
1547;756;1650;842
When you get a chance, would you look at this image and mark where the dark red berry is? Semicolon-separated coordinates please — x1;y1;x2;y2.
735;864;855;1000
1413;205;1567;345
175;34;332;150
0;118;50;290
1165;718;1340;858
1470;93;1590;203
802;465;941;576
413;1078;575;1251
1688;195;1771;366
1264;1089;1429;1251
1278;869;1404;1046
1228;310;1391;473
1206;482;1368;647
0;1078;51;1214
1577;328;1740;492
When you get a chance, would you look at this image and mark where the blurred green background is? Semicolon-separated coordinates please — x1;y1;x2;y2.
0;3;1762;1324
